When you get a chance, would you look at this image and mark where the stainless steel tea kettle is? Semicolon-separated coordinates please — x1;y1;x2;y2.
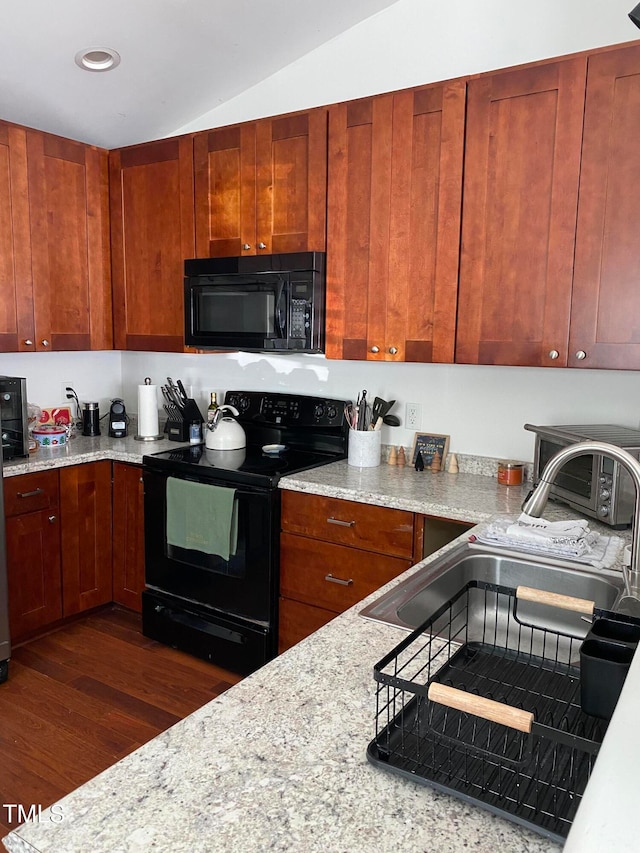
204;404;246;450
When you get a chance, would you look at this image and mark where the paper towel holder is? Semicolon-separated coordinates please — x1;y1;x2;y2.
135;377;164;442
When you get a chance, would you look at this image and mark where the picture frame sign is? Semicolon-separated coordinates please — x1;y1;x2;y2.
412;432;450;471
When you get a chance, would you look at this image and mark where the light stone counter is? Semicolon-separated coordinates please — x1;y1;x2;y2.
2;428;186;478
1;454;631;852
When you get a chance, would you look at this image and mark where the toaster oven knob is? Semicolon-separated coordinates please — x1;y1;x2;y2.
598;505;610;518
600;488;611;501
575;350;587;360
548;350;559;359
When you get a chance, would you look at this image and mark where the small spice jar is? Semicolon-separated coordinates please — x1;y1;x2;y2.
497;460;525;486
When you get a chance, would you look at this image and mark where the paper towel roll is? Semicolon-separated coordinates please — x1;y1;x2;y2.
137;383;160;438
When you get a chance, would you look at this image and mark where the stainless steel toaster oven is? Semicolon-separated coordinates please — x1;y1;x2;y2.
525;423;640;529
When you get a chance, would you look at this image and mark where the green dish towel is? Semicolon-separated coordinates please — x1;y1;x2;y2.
166;477;238;560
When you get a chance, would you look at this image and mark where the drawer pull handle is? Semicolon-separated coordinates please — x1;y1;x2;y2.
326;517;355;527
325;574;353;586
17;487;45;499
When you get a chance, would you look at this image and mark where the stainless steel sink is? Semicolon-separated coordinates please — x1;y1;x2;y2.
360;540;625;642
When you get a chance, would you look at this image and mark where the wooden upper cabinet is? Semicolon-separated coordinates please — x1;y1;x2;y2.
0;122;34;353
27;129;112;351
325;82;465;362
569;44;640;370
455;58;586;367
194;108;327;257
110;137;195;352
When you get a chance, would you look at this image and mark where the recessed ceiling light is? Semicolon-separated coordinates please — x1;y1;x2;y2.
75;47;121;72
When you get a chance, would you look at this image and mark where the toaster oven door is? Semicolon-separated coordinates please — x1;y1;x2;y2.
536;438;597;514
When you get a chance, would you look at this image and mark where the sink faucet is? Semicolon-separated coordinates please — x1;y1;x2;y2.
522;440;640;595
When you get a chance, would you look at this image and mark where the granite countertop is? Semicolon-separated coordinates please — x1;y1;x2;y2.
2;428;184;478
1;452;634;852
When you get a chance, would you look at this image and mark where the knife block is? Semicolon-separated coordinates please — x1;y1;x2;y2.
165;399;204;442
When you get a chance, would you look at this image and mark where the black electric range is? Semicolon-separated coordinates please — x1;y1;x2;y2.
141;391;350;675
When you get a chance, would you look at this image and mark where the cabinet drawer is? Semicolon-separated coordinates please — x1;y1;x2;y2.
280;532;411;614
4;470;59;517
281;491;415;558
278;597;336;654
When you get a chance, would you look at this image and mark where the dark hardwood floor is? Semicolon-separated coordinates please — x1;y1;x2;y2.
0;606;242;837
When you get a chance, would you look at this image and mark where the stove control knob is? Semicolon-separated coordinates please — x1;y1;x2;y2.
314;404;325;419
326;405;337;420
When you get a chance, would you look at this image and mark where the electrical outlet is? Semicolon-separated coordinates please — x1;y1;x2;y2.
60;382;75;404
406;402;421;429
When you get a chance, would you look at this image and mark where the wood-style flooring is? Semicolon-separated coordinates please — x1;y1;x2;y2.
0;606;242;837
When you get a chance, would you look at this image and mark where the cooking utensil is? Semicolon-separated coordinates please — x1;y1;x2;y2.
383;414;400;427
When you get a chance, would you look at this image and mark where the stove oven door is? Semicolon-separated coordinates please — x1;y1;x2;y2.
142;465;280;673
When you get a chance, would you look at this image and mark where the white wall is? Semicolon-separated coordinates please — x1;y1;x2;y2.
174;0;639;135
120;351;640;463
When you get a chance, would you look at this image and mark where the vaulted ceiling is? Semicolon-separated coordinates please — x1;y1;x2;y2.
0;0;400;149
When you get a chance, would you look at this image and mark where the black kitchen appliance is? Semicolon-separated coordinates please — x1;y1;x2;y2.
82;402;100;437
108;398;128;438
142;390;349;675
183;252;326;353
0;376;28;460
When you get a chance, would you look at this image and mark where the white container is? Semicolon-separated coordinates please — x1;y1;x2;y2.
348;429;381;468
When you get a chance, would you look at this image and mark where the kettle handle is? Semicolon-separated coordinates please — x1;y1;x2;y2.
218;405;239;417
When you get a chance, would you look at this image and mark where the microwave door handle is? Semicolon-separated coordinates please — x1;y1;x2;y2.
274;277;286;338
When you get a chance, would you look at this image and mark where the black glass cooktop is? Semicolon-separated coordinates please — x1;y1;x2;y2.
144;442;342;488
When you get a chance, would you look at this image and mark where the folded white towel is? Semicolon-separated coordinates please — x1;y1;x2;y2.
475;513;625;569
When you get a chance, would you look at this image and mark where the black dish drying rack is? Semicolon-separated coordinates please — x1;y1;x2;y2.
367;579;626;843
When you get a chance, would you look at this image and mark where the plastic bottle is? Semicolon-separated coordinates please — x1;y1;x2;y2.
207;392;218;425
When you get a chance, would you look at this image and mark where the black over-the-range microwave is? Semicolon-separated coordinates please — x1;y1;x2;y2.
184;252;326;353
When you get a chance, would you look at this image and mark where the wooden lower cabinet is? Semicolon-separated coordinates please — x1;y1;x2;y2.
5;470;62;640
112;462;145;612
59;461;113;616
279;491;423;652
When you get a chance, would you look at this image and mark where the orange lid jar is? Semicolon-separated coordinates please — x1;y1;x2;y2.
497;460;524;486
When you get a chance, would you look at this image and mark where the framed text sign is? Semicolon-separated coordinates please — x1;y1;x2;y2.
412;432;450;471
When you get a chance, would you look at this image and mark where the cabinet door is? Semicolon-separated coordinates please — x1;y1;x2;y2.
0;121;34;352
569;45;640;369
455;58;586;367
27;130;112;351
255;109;327;254
112;462;145;612
326;83;464;361
194;109;327;257
110;137;195;351
194;122;257;257
59;461;113;616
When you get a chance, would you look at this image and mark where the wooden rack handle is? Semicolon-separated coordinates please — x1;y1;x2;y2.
428;683;534;733
516;585;595;616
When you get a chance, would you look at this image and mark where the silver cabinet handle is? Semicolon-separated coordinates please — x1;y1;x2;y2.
370;345;379;353
41;339;50;347
388;346;398;355
324;574;353;586
24;339;33;346
48;515;56;523
242;243;251;250
548;350;559;359
17;487;44;499
575;350;587;360
326;516;355;527
257;242;267;250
